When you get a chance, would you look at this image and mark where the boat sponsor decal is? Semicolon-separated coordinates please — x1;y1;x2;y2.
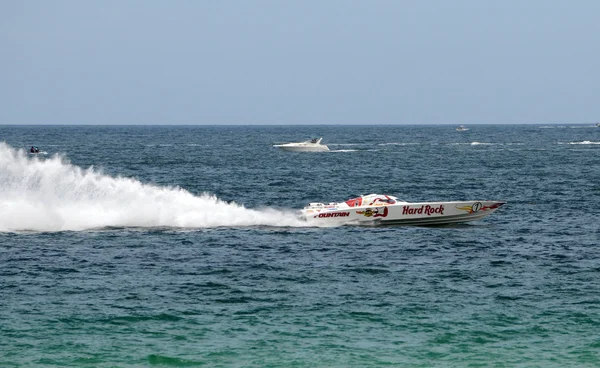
402;204;444;216
315;212;350;218
456;202;503;213
345;197;363;207
357;207;389;218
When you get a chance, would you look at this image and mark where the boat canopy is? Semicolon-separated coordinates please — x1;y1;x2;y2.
345;194;399;207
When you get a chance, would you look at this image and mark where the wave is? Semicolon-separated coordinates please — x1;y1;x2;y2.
449;142;498;146
0;143;307;232
466;142;524;146
327;143;370;147
568;141;600;145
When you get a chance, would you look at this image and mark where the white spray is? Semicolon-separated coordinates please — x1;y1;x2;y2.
0;143;307;232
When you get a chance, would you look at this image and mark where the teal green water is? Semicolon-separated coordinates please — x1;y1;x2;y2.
1;125;599;367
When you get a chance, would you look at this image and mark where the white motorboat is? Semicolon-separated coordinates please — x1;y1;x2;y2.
596;122;600;127
456;125;469;131
301;194;505;226
274;137;329;152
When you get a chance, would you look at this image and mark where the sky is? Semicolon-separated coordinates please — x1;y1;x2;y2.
1;0;599;125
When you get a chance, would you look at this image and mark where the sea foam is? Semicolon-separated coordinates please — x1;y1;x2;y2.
0;143;306;231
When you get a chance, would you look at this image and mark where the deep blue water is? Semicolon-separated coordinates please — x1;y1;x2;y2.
0;124;599;367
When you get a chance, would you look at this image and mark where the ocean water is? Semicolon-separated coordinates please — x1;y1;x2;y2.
0;124;599;367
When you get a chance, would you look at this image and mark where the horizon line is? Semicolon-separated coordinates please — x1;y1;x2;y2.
1;122;597;127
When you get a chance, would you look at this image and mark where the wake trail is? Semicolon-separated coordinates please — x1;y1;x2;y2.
0;143;307;232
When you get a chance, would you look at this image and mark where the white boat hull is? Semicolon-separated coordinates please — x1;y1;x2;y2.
301;196;505;226
275;145;329;152
274;137;329;152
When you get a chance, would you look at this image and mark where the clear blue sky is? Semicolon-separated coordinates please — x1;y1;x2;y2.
1;1;599;125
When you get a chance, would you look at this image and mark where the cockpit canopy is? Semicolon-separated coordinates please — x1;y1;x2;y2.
345;194;399;207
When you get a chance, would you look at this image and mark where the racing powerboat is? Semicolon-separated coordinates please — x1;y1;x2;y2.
301;194;505;226
274;137;329;152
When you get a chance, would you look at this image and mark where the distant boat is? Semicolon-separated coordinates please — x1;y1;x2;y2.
596;122;600;127
456;125;469;131
273;137;330;152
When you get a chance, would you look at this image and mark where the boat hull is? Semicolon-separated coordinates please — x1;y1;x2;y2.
274;145;329;152
302;200;505;226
